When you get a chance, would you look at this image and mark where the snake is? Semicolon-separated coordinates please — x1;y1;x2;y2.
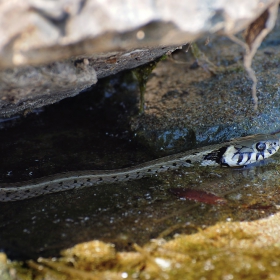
0;134;279;202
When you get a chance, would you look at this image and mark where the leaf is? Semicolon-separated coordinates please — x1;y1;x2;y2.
169;188;227;205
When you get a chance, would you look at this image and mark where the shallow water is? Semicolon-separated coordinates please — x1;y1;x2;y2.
1;77;280;260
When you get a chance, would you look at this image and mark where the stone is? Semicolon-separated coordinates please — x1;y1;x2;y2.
0;0;278;117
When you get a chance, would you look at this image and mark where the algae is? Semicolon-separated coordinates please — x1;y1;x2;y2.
132;56;165;113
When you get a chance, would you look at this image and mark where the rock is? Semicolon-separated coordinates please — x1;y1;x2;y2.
0;59;97;117
0;0;278;117
1;0;276;69
130;17;280;153
0;47;175;117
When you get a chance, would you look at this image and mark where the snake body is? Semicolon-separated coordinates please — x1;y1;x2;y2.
0;134;279;202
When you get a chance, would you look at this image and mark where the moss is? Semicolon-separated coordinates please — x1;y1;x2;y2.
132;56;164;113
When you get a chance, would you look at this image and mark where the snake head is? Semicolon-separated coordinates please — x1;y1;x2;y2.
221;136;280;167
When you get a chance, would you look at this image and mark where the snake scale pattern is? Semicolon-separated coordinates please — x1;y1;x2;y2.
0;134;279;202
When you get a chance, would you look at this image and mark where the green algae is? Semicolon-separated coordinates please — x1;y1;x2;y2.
132;56;165;113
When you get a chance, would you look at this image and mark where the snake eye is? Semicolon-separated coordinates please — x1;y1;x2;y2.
256;142;266;151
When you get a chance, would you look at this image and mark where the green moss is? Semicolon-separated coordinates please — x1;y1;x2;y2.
132;56;164;113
